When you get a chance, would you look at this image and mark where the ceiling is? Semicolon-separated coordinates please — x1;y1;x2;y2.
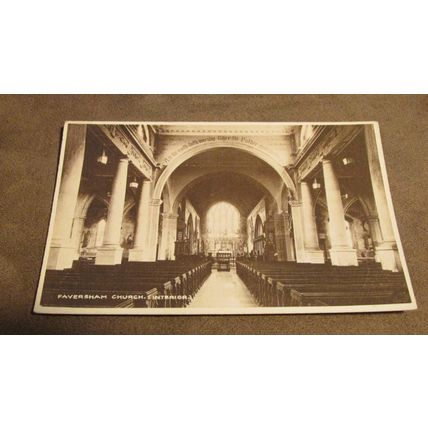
170;148;278;216
184;172;267;217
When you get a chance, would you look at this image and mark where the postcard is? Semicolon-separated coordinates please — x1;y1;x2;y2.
34;121;416;314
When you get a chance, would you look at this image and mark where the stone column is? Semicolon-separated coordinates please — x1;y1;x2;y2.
95;158;129;265
48;124;87;270
70;216;86;260
283;211;296;261
367;216;382;263
273;212;286;261
290;201;306;263
322;159;358;266
272;211;295;262
141;199;163;261
158;213;179;260
128;179;151;262
364;125;401;271
300;181;325;263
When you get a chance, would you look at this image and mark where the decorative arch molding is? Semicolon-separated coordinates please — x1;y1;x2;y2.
153;141;297;202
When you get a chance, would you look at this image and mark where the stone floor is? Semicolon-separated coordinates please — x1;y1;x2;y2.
189;269;258;308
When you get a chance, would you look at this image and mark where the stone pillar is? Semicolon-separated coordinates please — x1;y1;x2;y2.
48;124;87;270
290;201;306;263
300;181;324;263
283;211;296;261
365;125;401;271
158;214;179;260
273;212;286;261
272;211;295;262
95;158;129;265
322;159;358;266
141;199;163;261
128;179;152;262
70;216;86;260
367;216;382;263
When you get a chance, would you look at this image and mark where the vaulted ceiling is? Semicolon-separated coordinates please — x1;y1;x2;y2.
170;148;278;217
185;172;266;217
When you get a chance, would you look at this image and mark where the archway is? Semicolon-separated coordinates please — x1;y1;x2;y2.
154;143;296;203
152;146;296;262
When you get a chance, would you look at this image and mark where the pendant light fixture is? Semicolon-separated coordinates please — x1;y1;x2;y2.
97;146;108;165
312;178;321;190
129;177;139;189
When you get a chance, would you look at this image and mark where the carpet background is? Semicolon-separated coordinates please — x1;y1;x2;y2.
0;94;426;334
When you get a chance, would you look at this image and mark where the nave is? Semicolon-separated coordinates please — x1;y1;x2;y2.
188;270;257;308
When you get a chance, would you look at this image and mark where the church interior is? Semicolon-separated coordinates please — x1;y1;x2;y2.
38;122;411;310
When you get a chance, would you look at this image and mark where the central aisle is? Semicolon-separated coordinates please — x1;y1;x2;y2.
189;269;258;308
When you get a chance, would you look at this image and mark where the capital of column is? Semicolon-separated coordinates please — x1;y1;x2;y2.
150;198;163;207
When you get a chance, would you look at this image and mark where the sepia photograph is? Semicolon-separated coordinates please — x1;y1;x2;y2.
33;121;416;314
1;2;426;427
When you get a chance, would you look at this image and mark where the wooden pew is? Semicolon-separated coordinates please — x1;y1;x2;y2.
236;260;409;307
43;260;212;308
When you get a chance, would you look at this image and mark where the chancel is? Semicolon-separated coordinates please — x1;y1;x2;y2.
38;122;411;311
